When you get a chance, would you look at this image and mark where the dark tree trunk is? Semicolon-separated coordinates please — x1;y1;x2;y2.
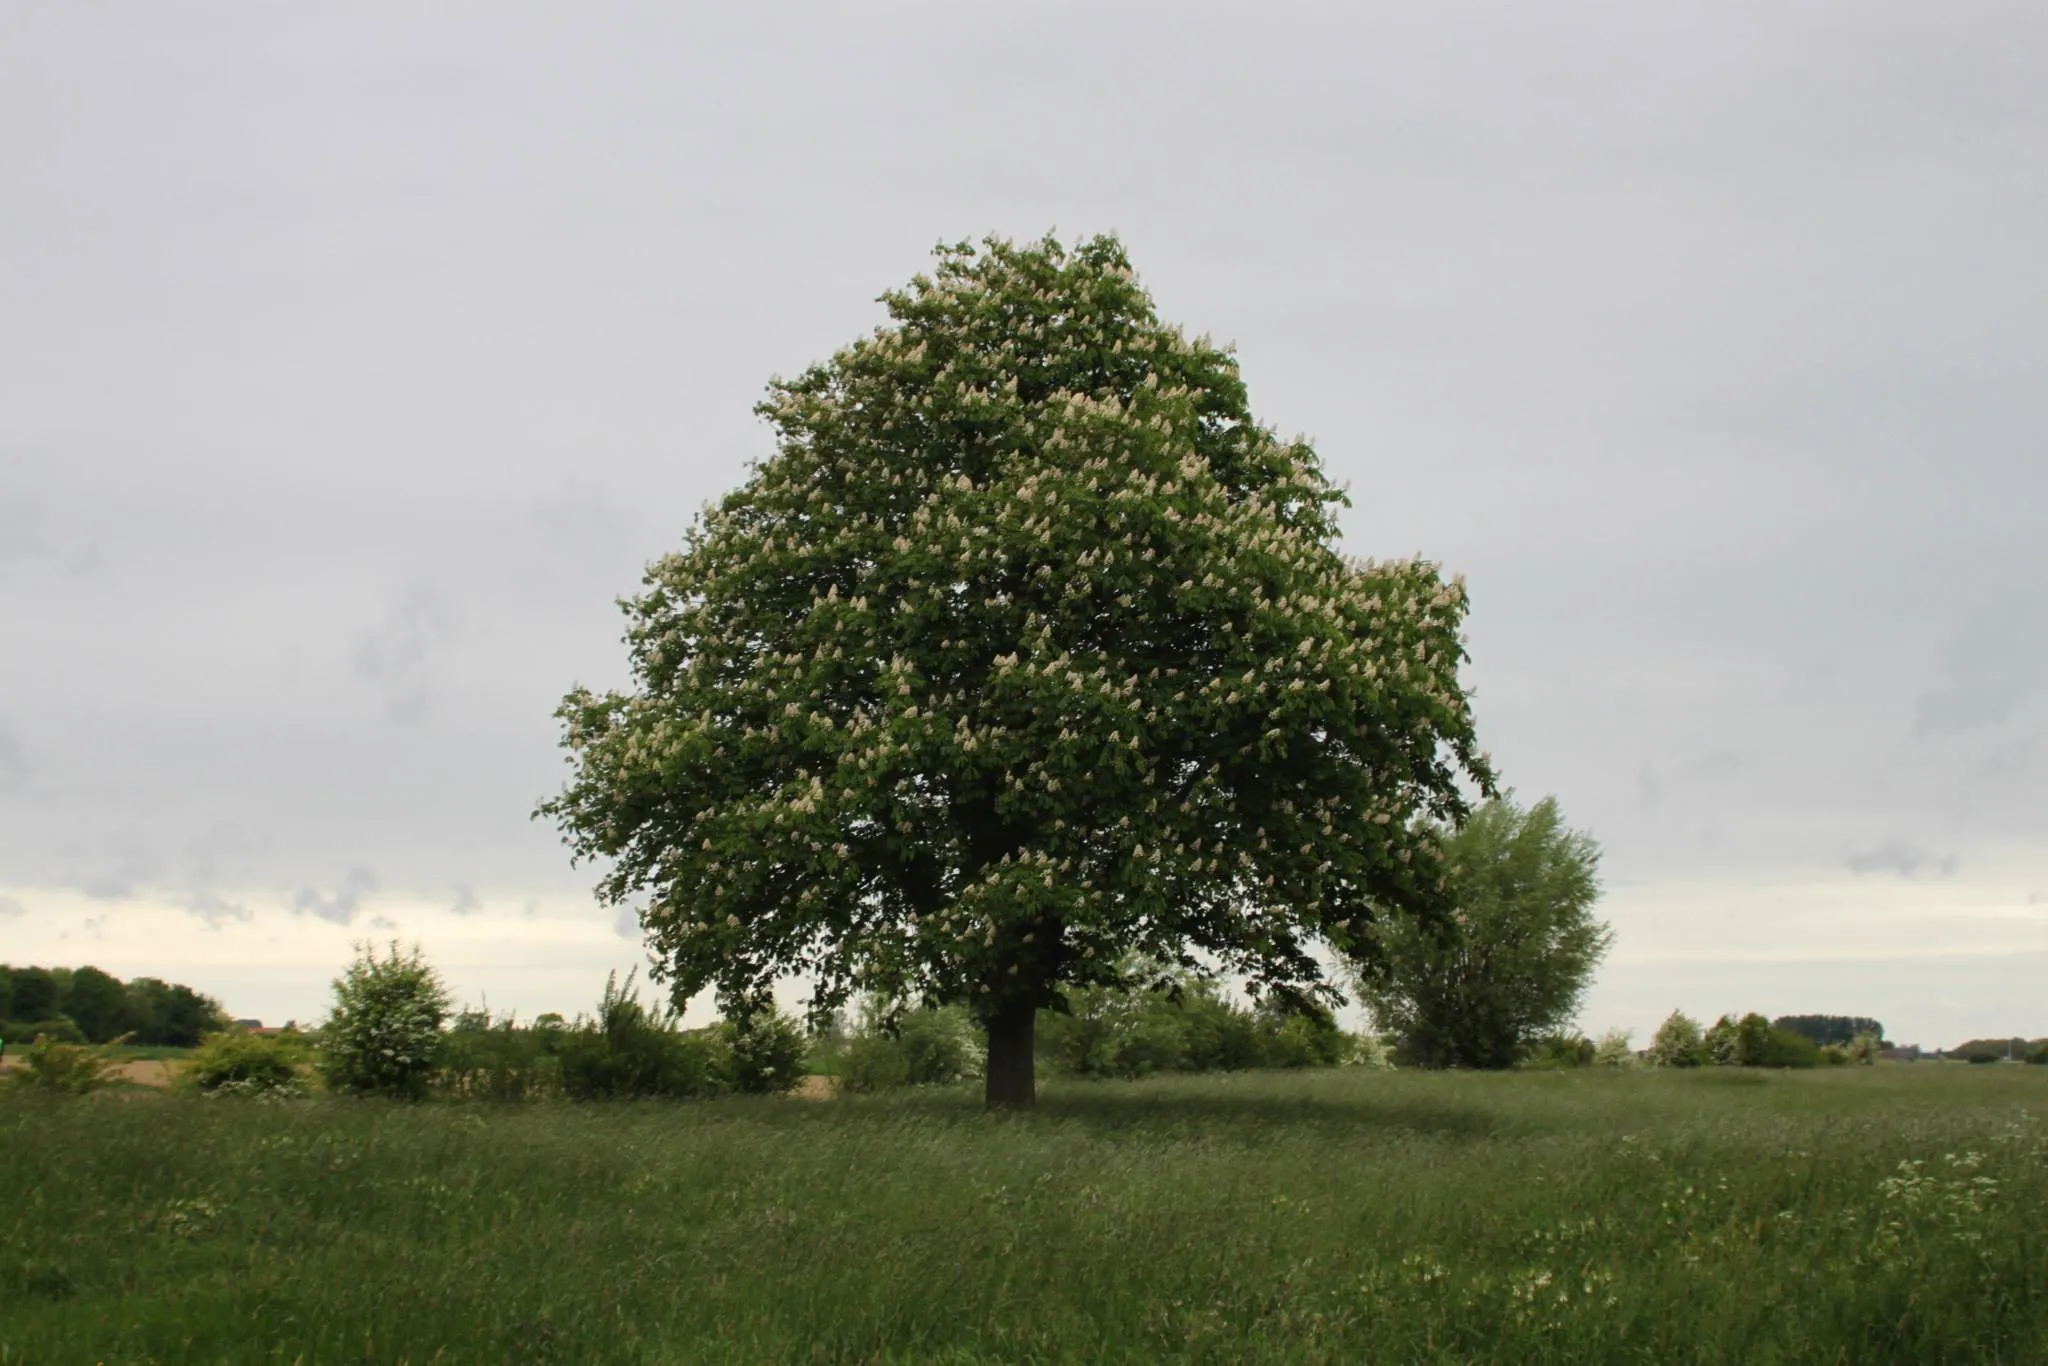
983;999;1037;1109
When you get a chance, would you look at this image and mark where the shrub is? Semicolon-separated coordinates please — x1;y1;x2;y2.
1114;1008;1194;1076
437;1010;561;1101
0;1018;84;1046
1174;988;1266;1072
1348;1032;1396;1069
833;1002;982;1093
720;1010;808;1095
187;1031;305;1098
1819;1043;1850;1066
1255;998;1350;1069
1037;982;1145;1078
1846;1031;1883;1065
1704;1014;1743;1066
5;1033;130;1094
2026;1043;2048;1065
837;1032;913;1093
556;971;723;1101
1036;969;1359;1079
318;941;452;1100
1524;1034;1597;1069
1758;1027;1820;1069
1592;1028;1635;1068
895;1005;981;1086
1647;1011;1707;1067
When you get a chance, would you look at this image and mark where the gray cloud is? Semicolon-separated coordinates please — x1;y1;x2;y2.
613;903;641;940
179;890;252;928
1913;609;2040;740
2029;891;2046;906
0;893;24;920
67;828;163;901
450;884;482;916
351;582;457;725
1635;749;1745;813
0;491;99;583
1845;840;1960;880
165;823;262;925
0;719;30;794
292;866;379;926
531;490;631;560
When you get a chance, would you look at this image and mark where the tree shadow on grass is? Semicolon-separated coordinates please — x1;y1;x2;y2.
1026;1087;1500;1142
827;1076;1501;1143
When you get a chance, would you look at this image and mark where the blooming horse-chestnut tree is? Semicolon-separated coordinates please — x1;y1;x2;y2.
538;234;1494;1108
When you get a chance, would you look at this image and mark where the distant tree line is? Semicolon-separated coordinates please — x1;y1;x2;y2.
1772;1015;1888;1049
1644;1010;1882;1069
0;964;227;1047
1945;1037;2048;1064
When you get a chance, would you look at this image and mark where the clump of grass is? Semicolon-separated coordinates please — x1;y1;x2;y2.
0;1066;2042;1363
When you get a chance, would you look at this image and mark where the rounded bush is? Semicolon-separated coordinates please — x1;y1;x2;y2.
722;1011;808;1095
188;1031;305;1098
318;942;452;1100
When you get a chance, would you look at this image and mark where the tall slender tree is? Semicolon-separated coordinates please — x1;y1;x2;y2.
1354;795;1609;1068
540;234;1493;1107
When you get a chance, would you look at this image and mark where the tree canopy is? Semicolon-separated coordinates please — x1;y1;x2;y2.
540;233;1493;1105
1353;795;1609;1068
0;964;226;1046
1773;1015;1887;1049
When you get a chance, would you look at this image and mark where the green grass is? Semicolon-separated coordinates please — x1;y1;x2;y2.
2;1066;2044;1364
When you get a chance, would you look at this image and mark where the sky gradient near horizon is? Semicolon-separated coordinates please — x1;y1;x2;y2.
3;2;2043;1048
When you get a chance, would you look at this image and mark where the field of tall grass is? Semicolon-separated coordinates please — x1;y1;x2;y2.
3;1064;2043;1364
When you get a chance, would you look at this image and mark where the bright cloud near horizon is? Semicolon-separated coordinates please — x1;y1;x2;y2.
3;3;2042;1049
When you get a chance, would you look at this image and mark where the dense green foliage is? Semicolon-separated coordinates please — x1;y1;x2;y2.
3;1068;2043;1363
718;1011;809;1096
56;966;128;1043
1648;1010;1708;1067
538;233;1492;1104
0;1016;83;1045
0;964;225;1046
185;1032;306;1098
825;1002;986;1093
429;977;807;1102
437;1008;567;1101
317;942;451;1100
819;972;1365;1092
1593;1028;1637;1067
1950;1037;2048;1064
1775;1014;1887;1048
1354;796;1609;1069
1037;973;1353;1078
1647;1010;1826;1070
552;970;723;1101
0;965;60;1022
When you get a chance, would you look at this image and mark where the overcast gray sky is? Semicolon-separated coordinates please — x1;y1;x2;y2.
3;1;2042;1047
